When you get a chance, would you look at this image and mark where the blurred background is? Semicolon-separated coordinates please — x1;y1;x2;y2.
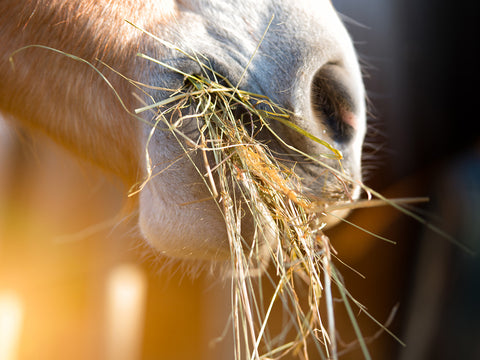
1;0;479;359
332;0;480;359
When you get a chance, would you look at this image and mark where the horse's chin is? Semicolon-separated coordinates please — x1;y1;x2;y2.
138;187;228;261
138;172;359;263
138;178;278;263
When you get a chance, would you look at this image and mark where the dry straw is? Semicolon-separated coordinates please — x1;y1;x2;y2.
129;21;390;360
136;64;356;360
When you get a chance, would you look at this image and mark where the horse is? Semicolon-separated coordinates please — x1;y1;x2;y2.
0;0;366;261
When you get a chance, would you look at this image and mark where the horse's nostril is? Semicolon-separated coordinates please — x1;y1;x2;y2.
310;64;357;143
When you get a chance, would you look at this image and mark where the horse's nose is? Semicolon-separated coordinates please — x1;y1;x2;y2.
310;63;361;145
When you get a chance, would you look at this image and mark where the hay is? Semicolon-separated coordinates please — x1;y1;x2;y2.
132;36;377;359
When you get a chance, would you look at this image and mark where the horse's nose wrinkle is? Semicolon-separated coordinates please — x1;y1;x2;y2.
310;64;357;144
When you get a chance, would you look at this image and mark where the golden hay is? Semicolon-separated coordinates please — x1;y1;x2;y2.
133;46;377;359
